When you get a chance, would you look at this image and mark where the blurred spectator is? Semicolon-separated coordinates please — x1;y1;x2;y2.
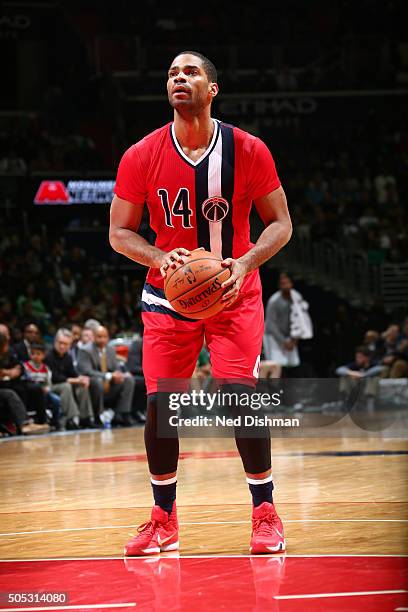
17;283;48;321
0;329;48;425
69;323;83;368
263;273;313;375
0;324;11;342
363;330;387;365
0;331;22;392
193;342;212;386
78;325;134;426
84;319;102;333
79;327;94;348
388;318;408;378
45;328;94;429
23;343;61;429
0;388;49;436
336;346;384;379
0;150;27;174
126;335;146;423
336;345;385;407
13;323;41;362
43;278;64;316
380;324;401;375
66;247;88;276
118;291;135;328
59;268;77;304
374;172;397;205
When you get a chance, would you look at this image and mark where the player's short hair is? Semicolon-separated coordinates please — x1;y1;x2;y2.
30;343;46;353
174;50;217;82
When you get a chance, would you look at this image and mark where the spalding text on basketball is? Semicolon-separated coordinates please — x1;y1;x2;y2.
176;279;222;309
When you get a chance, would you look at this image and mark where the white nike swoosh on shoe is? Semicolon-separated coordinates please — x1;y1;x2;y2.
275;529;284;538
141;546;160;554
160;541;179;552
157;534;174;546
266;541;286;552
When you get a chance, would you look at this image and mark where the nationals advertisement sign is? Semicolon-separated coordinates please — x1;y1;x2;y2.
34;180;115;205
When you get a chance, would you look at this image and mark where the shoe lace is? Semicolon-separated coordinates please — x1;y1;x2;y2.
137;520;157;535
253;512;279;537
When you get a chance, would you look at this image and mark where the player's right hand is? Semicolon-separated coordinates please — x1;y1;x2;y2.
160;247;191;277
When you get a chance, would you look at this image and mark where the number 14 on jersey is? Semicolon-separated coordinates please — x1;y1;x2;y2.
158;188;193;228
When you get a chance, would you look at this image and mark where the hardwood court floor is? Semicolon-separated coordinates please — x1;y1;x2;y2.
0;426;407;559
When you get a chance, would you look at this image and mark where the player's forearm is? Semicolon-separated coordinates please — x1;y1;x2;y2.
109;228;164;268
238;219;292;273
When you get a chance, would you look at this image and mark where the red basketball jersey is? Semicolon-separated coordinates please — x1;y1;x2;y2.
114;119;280;289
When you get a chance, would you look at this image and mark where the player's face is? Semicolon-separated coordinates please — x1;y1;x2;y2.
167;54;217;114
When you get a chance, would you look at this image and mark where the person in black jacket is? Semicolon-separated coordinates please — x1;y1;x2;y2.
13;323;41;362
0;328;48;425
45;328;94;429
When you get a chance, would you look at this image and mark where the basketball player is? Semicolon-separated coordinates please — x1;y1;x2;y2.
110;51;292;555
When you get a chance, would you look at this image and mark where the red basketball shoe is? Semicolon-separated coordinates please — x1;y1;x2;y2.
250;502;285;554
124;503;179;556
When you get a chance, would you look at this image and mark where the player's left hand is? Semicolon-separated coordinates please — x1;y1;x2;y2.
220;258;248;307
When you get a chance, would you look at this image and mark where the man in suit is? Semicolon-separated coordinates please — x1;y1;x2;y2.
126;335;146;423
69;323;83;369
13;323;41;362
78;326;135;426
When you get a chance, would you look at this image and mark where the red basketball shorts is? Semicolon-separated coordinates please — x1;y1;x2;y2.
141;270;264;394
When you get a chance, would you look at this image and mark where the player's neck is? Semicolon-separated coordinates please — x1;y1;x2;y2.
173;111;214;151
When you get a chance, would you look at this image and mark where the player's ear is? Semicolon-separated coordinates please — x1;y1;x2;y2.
209;82;219;98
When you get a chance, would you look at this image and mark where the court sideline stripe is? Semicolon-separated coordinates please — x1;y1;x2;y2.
1;518;407;537
274;589;408;600
0;554;407;562
0;605;136;611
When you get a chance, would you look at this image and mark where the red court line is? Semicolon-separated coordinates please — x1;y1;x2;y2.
75;449;408;462
76;450;240;462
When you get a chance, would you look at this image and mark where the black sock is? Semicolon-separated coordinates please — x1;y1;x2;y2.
151;480;177;515
248;479;273;507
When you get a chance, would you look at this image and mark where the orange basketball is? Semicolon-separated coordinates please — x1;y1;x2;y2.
164;249;231;319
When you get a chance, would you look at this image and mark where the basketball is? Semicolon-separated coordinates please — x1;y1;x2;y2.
164;249;231;319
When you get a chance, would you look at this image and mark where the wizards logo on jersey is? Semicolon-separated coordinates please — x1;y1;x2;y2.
202;196;229;222
202;196;230;257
